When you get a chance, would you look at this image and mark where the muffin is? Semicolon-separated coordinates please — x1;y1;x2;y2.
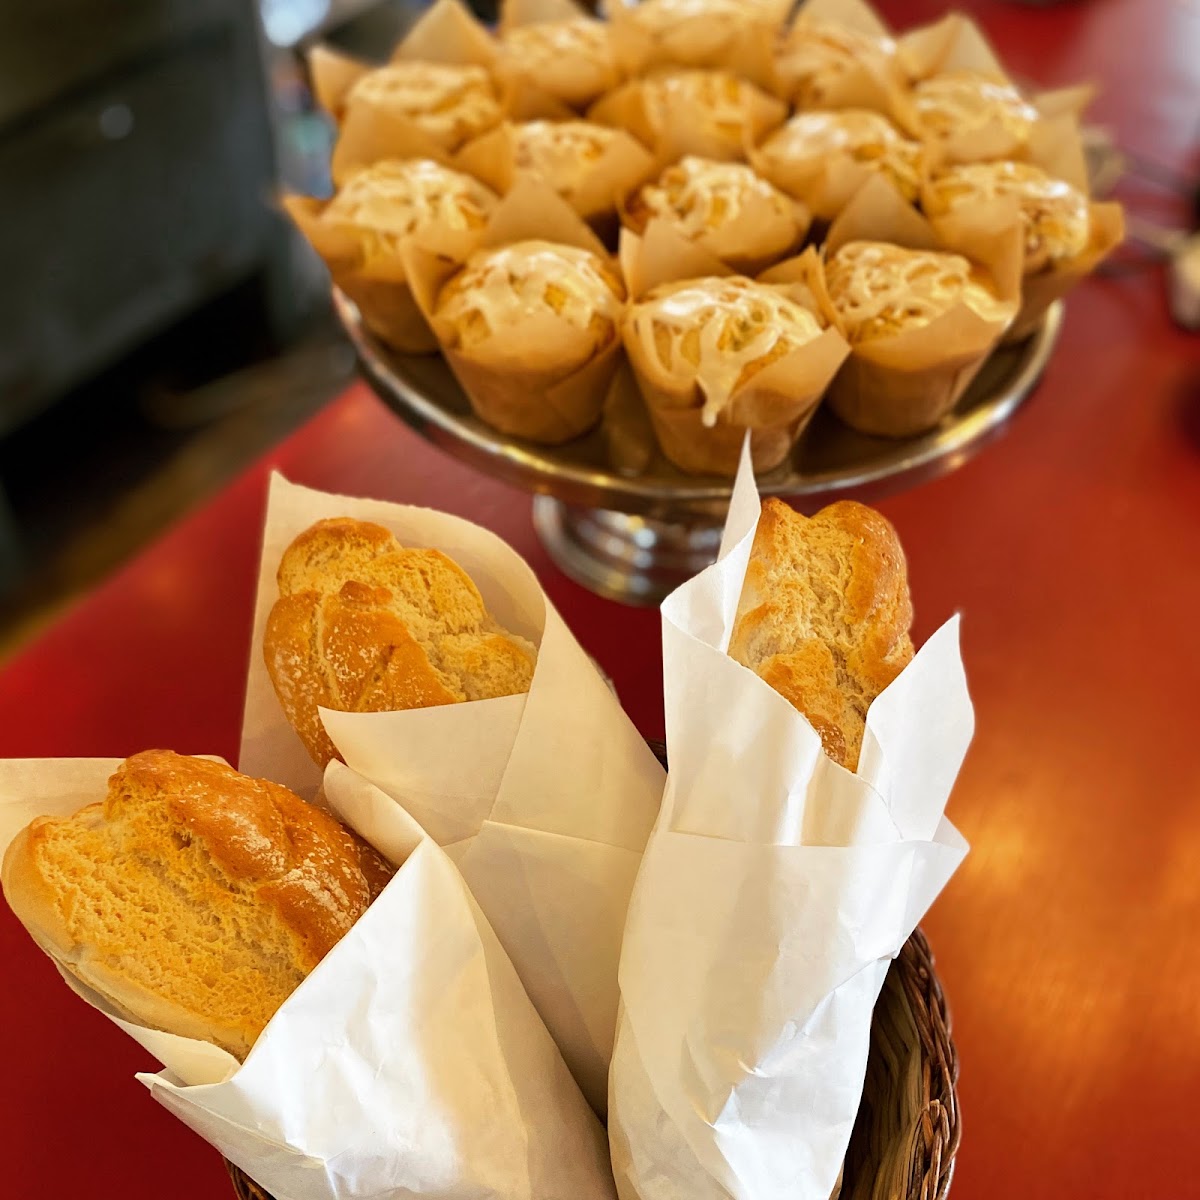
623;156;808;274
590;69;787;163
776;19;907;113
432;240;627;442
906;70;1040;163
344;62;503;155
623;275;848;474
753;109;924;220
285;159;497;353
497;17;619;109
822;240;1016;435
922;159;1124;339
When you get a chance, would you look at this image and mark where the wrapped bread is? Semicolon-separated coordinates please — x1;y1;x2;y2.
264;518;538;770
729;497;913;771
496;13;620;110
905;69;1041;164
589;69;787;164
622;265;849;475
283;159;496;353
607;0;788;87
404;178;628;444
922;159;1125;340
456;119;656;237
623;156;809;274
752;108;924;221
1;751;391;1059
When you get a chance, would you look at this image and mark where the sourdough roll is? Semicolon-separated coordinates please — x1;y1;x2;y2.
824;240;1012;342
921;160;1090;274
1;751;391;1059
498;17;619;109
730;499;914;770
346;61;503;153
265;518;538;768
623;156;807;274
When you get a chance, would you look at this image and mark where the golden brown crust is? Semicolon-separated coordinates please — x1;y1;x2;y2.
1;751;390;1058
730;499;914;770
265;518;537;769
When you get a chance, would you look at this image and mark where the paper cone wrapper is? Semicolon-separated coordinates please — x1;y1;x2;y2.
0;759;616;1200
589;76;787;168
457;122;656;231
390;0;498;67
239;474;666;1114
776;0;909;119
608;447;971;1200
620;232;850;475
282;194;484;354
495;0;622;111
308;45;371;119
403;178;626;443
822;175;1021;437
606;1;786;92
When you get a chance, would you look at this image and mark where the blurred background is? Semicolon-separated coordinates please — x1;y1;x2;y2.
0;0;508;655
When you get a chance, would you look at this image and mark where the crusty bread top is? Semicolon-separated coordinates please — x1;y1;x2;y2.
0;751;391;1059
265;517;538;768
729;498;914;770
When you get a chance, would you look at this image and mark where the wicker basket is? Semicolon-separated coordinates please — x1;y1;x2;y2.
227;740;960;1200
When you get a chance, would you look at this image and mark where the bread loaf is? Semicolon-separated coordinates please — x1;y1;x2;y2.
265;518;537;769
729;499;913;770
1;751;392;1059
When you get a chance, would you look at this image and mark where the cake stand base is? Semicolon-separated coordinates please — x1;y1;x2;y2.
533;497;725;605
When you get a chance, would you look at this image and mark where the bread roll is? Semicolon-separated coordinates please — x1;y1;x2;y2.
730;499;913;771
824;240;1012;342
1;751;392;1059
265;518;538;768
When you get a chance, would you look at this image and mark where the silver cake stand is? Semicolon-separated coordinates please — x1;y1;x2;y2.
336;289;1063;604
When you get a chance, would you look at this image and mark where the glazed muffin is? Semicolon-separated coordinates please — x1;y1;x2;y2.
623;156;807;274
755;109;923;217
623;275;846;474
824;241;1012;342
345;62;503;153
433;240;627;442
497;17;619;108
776;20;905;110
906;70;1039;162
921;160;1089;274
512;121;623;203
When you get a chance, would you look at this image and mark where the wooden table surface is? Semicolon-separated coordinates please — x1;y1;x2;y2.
2;1;1199;1196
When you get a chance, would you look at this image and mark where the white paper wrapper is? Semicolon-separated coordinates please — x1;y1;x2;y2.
240;474;666;1115
0;758;616;1200
608;445;971;1200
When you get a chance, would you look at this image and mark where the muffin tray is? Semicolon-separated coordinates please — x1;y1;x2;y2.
338;287;1063;600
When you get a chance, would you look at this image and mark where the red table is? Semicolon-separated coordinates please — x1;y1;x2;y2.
3;2;1199;1196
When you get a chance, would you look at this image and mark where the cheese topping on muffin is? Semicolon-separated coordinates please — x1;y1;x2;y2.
323;159;496;256
911;70;1039;143
825;241;1011;342
512;121;619;199
437;241;625;349
499;18;619;107
759;109;923;201
776;21;900;106
628;156;794;239
347;62;502;151
627;277;823;425
922;161;1090;273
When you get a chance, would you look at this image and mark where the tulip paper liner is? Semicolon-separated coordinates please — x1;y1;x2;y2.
0;759;615;1200
239;473;665;1115
607;444;971;1200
